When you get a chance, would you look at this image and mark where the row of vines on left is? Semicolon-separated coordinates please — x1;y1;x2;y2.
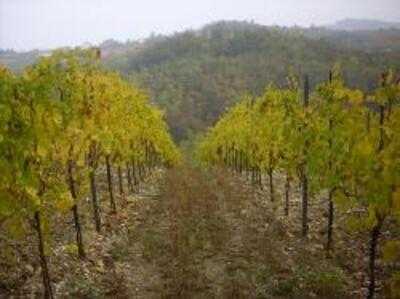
0;49;180;298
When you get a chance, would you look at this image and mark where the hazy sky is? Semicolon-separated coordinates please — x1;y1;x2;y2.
1;0;400;51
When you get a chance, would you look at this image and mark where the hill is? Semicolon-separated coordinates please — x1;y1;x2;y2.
2;20;400;140
103;21;400;140
328;18;400;31
0;49;42;73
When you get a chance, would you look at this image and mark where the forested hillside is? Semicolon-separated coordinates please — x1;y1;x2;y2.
0;49;42;73
2;20;400;140
103;21;400;140
328;18;400;31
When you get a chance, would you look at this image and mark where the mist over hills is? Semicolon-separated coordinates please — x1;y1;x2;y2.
328;18;400;31
102;20;400;140
1;19;400;140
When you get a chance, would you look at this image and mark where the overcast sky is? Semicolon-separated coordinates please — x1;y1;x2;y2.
1;0;400;51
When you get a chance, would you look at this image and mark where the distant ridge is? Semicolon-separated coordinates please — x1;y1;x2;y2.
2;20;400;140
328;18;400;31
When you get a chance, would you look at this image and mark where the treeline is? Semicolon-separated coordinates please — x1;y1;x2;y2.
2;22;400;141
104;21;400;140
0;49;179;298
196;68;400;298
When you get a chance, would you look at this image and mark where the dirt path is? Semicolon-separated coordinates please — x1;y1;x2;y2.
3;166;371;298
91;166;361;298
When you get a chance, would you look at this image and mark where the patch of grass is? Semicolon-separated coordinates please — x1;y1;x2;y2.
108;235;131;262
63;275;102;299
294;266;347;298
141;228;166;261
271;278;297;297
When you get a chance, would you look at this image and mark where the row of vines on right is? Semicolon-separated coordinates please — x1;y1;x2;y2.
196;68;400;299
